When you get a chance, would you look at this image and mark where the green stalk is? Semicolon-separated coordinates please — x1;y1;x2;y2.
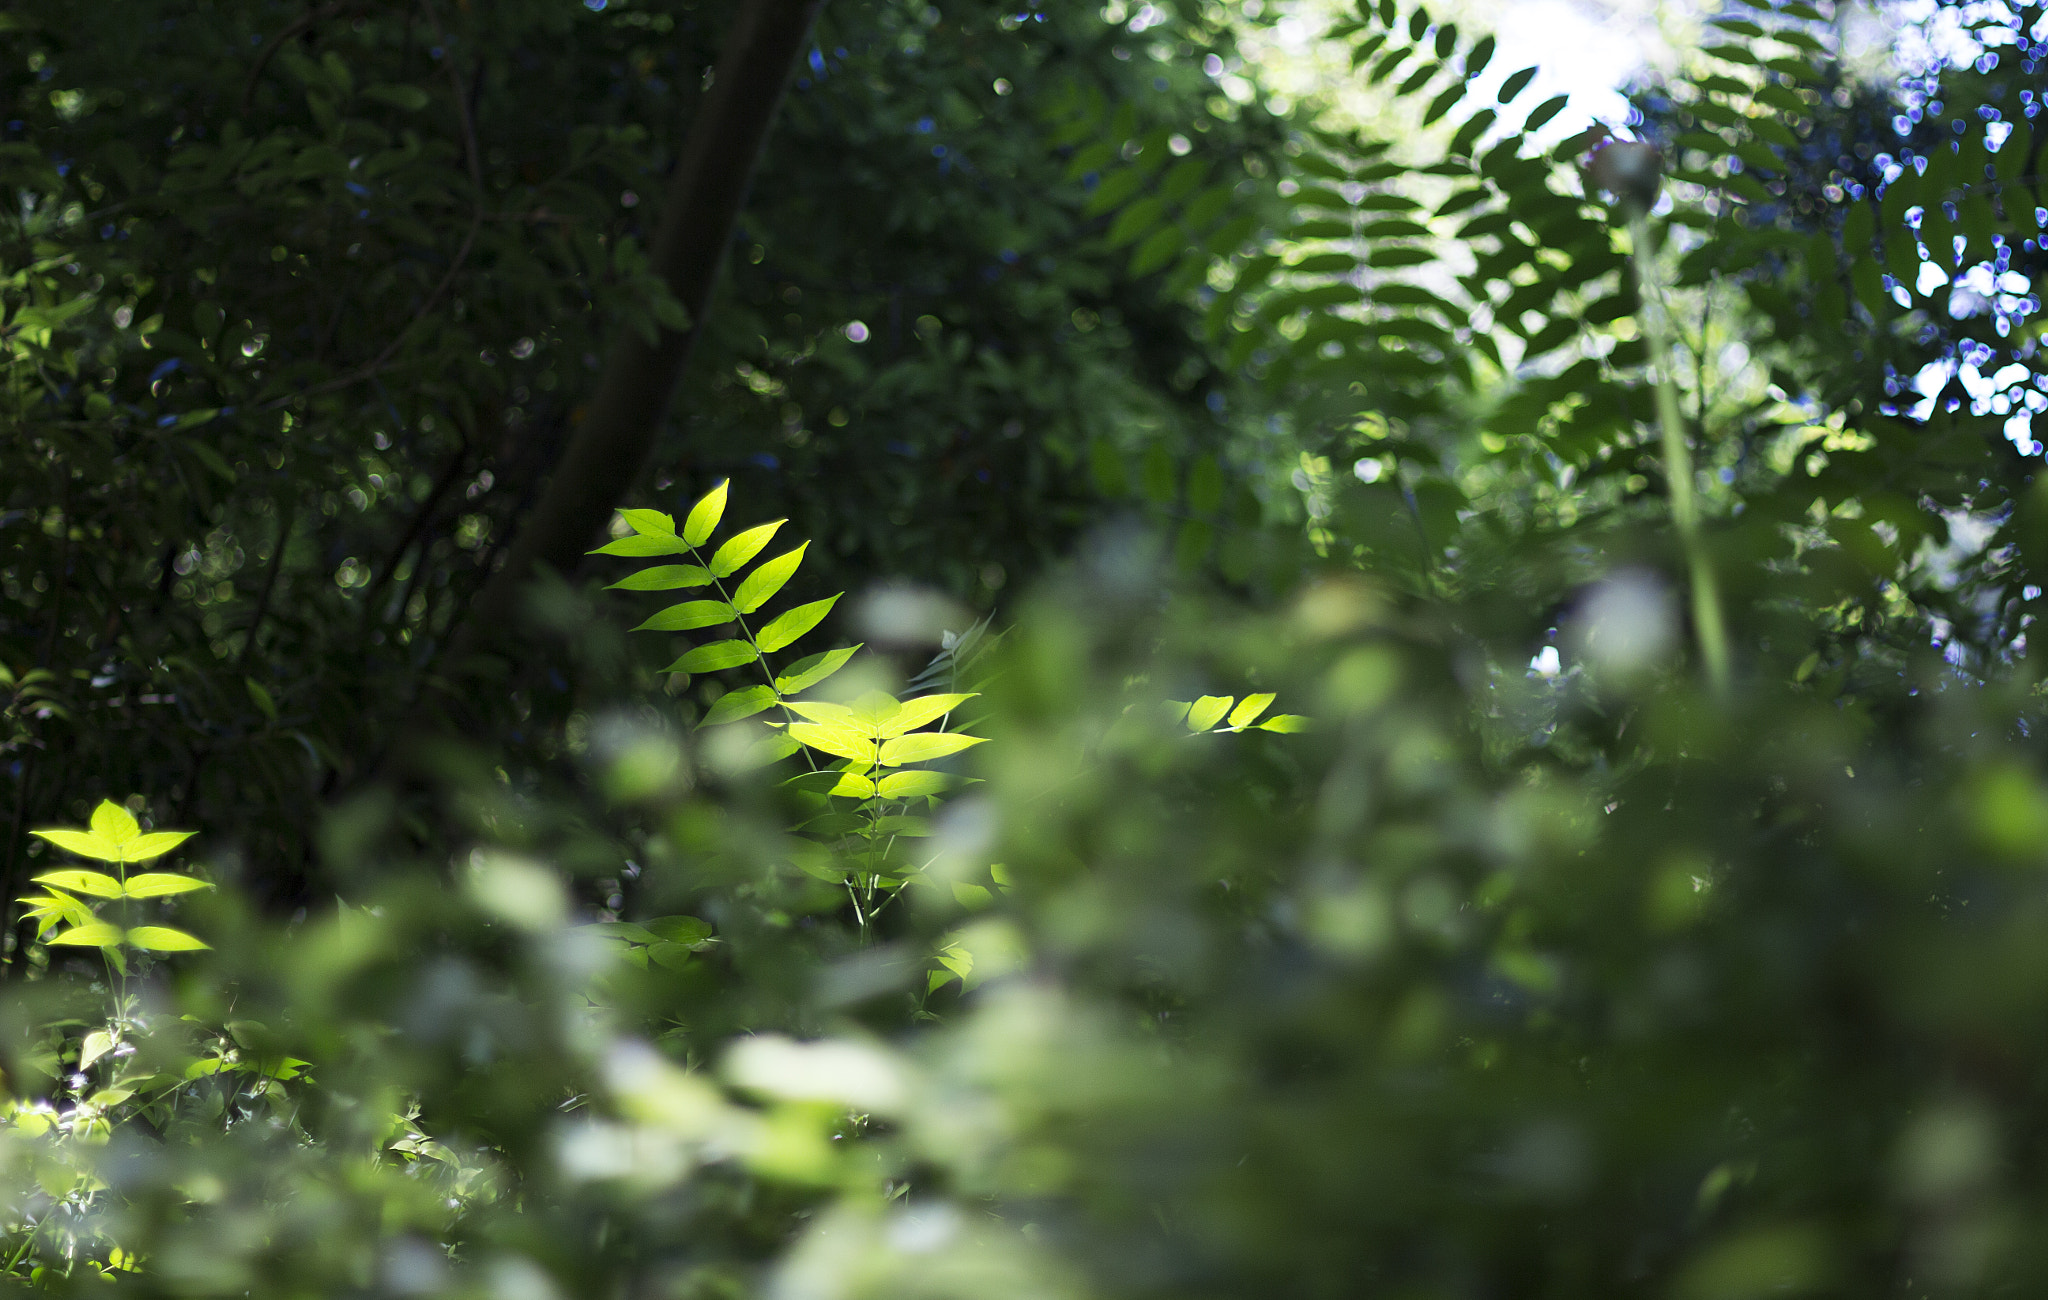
1629;209;1732;698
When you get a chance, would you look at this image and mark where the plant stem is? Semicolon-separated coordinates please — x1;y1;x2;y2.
1629;209;1732;698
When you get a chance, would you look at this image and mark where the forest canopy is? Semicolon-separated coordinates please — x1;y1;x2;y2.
3;0;2048;1295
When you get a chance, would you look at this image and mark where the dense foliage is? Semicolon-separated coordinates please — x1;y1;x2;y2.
6;0;2048;1296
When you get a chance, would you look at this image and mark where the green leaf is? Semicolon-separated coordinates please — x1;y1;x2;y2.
754;594;840;653
589;534;693;557
79;1029;117;1070
1464;34;1495;78
618;508;675;536
125;925;210;952
1226;693;1277;729
829;773;878;798
877;770;957;799
789;721;878;763
362;83;430;111
877;732;988;767
633;600;736;632
607;565;714;591
666;640;759;674
701;685;778;727
881;693;977;738
1187;695;1234;732
732;543;808;614
777;645;861;696
246;677;278;721
121;873;214;899
119;831;196;863
1258;715;1313;733
683;479;729;547
29;829;121;861
91;801;139;845
783;699;858;726
49;923;124;948
1523;95;1570;131
1497;66;1538;103
709;520;785;578
33;869;125;898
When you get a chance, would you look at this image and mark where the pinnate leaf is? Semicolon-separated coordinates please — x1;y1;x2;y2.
607;565;713;591
91;800;139;844
754;594;838;653
788;722;877;763
122;872;214;898
709;520;785;578
618;508;675;536
880;693;976;738
877;731;987;767
34;869;124;898
1227;693;1277;729
683;479;729;547
125;925;210;952
120;831;196;862
777;646;861;696
1187;695;1234;732
701;685;778;727
666;640;758;674
732;543;807;614
634;600;736;632
878;770;956;799
50;922;124;948
29;829;120;860
589;534;692;557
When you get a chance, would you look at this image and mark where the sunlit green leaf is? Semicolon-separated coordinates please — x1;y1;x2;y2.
33;869;124;898
122;872;214;898
789;721;877;764
125;925;210;952
607;565;714;591
1258;715;1313;733
49;922;124;948
880;693;976;738
617;508;675;536
877;770;956;799
754;594;840;653
701;685;778;726
777;646;862;696
589;534;693;557
732;543;808;614
683;479;729;547
709;520;785;578
633;600;736;632
665;640;758;674
1187;695;1234;732
1226;693;1277;729
877;731;987;767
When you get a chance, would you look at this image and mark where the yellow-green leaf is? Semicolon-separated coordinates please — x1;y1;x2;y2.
709;520;785;578
91;800;139;845
788;721;877;763
618;508;675;536
828;773;878;798
30;829;119;860
877;731;987;767
122;873;213;899
776;646;861;696
1258;714;1312;733
606;565;713;591
119;831;195;862
732;543;807;614
633;599;736;632
783;700;856;726
50;922;125;948
79;1029;117;1070
701;685;778;727
1187;695;1234;732
879;693;976;738
1226;693;1277;729
588;534;692;557
33;869;124;898
683;479;729;547
877;770;956;799
665;640;758;674
125;925;210;952
754;594;839;653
